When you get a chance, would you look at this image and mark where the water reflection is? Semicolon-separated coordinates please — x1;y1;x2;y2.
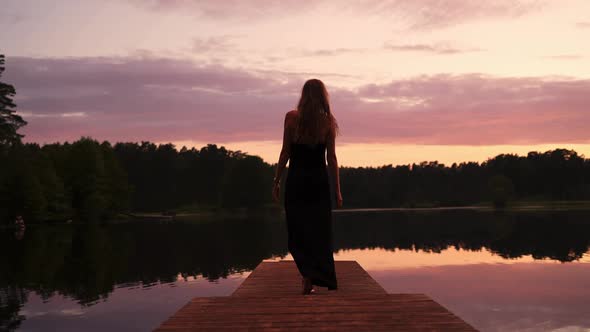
13;275;247;332
333;209;590;262
369;256;590;332
1;209;590;331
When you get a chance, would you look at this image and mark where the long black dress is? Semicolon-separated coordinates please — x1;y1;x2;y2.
284;141;338;290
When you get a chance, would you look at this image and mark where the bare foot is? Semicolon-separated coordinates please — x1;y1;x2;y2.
302;277;314;295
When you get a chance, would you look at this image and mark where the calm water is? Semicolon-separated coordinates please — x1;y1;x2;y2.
1;209;590;331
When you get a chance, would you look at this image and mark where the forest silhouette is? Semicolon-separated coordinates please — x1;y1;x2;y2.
1;137;590;223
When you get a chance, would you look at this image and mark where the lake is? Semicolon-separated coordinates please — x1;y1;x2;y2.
1;209;590;331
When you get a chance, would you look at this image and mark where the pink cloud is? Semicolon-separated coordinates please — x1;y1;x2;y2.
122;0;545;29
124;0;318;20
0;12;25;24
360;0;545;29
5;56;590;146
191;35;242;54
383;42;482;54
337;74;590;144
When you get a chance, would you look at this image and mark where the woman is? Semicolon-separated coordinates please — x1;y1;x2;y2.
272;79;343;295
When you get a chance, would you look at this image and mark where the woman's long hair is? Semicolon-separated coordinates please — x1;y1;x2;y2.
295;79;339;144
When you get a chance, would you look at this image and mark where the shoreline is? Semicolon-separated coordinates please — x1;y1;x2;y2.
3;200;590;227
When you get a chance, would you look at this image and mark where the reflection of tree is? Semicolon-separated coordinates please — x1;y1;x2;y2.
1;210;590;326
0;286;28;331
333;210;590;262
0;217;288;310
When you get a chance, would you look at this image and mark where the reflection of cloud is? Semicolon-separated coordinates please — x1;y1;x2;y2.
7;56;590;146
336;247;563;270
19;310;48;317
60;308;85;316
370;263;590;332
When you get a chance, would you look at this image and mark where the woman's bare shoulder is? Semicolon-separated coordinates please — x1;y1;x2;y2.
284;110;299;125
286;109;299;118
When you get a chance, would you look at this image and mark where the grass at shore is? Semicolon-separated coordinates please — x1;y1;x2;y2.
498;200;590;211
128;200;590;219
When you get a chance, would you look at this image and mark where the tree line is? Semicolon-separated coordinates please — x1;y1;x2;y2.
0;139;273;223
339;149;590;208
2;138;590;223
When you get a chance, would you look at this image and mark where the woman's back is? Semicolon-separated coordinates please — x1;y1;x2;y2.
286;142;330;205
289;142;327;170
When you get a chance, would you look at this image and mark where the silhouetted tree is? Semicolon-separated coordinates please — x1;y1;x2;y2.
0;54;26;146
64;138;109;222
100;141;131;217
0;144;48;222
488;174;515;208
221;155;272;208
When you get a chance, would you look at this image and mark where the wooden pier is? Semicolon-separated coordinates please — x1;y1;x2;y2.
155;261;477;331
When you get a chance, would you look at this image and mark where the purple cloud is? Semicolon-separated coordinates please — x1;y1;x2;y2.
341;74;590;144
299;48;367;57
0;11;25;24
191;35;241;54
5;55;300;143
5;56;590;146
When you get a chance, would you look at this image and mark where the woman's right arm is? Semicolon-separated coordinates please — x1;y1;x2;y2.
326;127;343;208
272;111;295;202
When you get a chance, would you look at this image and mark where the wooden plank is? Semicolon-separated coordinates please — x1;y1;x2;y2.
155;261;477;331
232;261;386;297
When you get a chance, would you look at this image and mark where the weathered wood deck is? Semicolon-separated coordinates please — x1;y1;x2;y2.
155;261;477;331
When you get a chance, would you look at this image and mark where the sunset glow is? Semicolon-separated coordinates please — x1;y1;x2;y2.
270;247;590;271
2;0;590;166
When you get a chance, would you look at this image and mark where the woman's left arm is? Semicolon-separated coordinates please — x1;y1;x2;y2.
272;111;294;202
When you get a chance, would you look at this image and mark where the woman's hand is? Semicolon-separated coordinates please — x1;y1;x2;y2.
336;191;343;208
272;182;281;203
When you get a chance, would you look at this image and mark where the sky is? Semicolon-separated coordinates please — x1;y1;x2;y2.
1;0;590;167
